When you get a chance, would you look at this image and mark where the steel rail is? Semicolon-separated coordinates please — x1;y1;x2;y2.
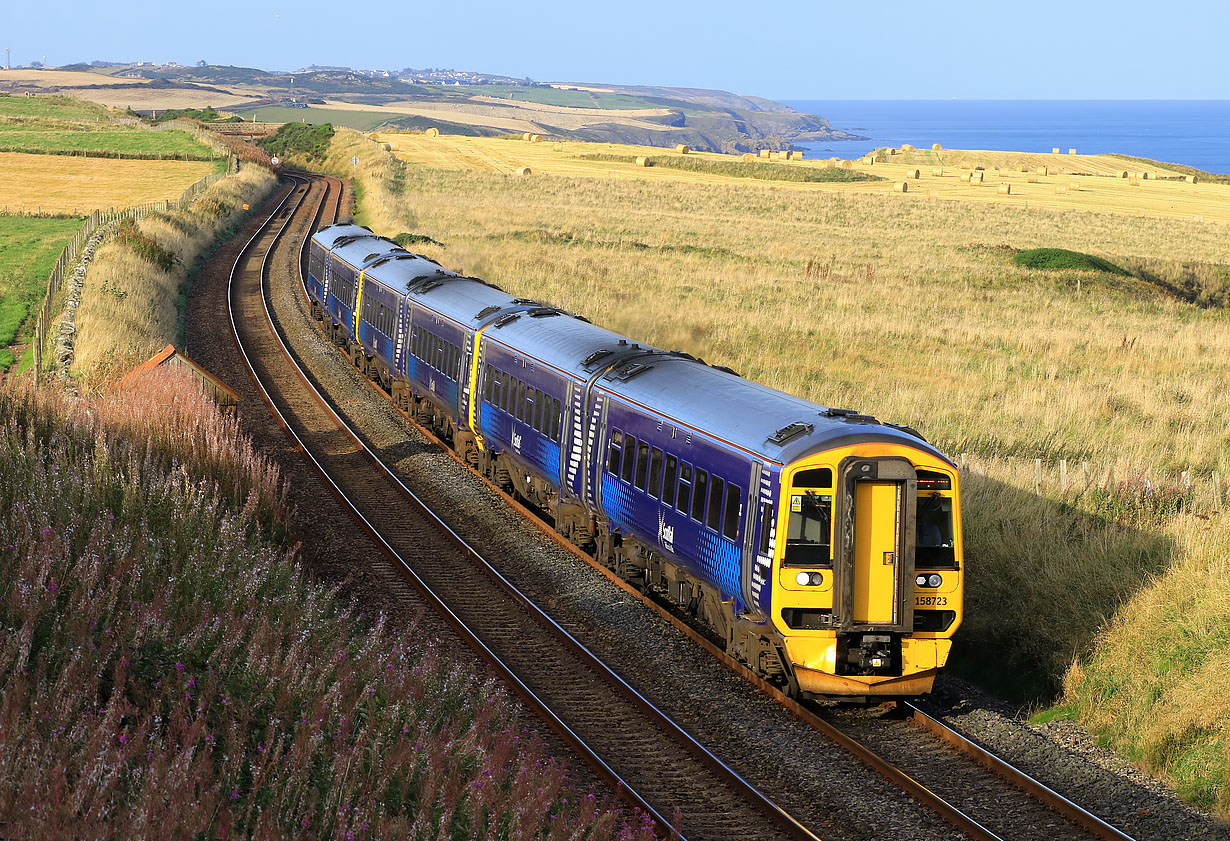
234;173;823;841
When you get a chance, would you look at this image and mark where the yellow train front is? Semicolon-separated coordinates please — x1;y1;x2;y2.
767;440;962;700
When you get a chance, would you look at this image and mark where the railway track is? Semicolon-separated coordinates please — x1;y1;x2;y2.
226;172;823;841
218;170;1151;841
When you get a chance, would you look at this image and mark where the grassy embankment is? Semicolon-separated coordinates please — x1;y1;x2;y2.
0;216;82;372
0;370;652;840
70;164;276;385
308;128;1230;814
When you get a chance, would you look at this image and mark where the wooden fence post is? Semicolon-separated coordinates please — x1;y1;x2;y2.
1060;459;1068;493
1034;459;1043;495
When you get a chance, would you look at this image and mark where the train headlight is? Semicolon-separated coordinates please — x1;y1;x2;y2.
796;571;810;586
915;574;927;587
927;574;943;588
810;572;824;586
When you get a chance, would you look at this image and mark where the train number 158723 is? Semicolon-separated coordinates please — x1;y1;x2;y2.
914;595;948;606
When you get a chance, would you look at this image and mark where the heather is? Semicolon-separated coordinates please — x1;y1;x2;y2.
0;369;653;840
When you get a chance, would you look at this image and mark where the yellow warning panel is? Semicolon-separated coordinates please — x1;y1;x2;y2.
852;482;900;624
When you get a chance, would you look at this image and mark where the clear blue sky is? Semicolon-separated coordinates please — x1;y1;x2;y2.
4;0;1227;100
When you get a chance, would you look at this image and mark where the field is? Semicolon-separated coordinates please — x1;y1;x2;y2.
312;128;1230;814
0;152;219;215
375;132;1228;225
237;105;402;131
0;127;220;158
0;216;82;370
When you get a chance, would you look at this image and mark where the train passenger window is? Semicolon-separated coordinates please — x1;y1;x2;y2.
608;430;623;475
551;398;562;442
707;476;724;531
534;390;545;432
692;470;708;522
502;374;512;413
677;462;692;514
723;483;741;541
662;455;677;508
621;436;637;483
758;502;773;555
783;492;832;567
517;381;527;421
484;365;494;401
916;494;956;567
634;440;650;491
648;447;663;498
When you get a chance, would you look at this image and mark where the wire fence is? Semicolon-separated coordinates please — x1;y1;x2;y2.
29;158;237;386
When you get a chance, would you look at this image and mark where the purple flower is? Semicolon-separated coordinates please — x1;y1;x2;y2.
47;582;57;593
231;791;240;801
41;528;51;537
118;734;128;744
175;663;185;672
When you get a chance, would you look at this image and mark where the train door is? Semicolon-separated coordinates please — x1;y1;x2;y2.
833;457;916;634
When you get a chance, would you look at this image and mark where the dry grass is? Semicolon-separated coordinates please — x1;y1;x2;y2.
375;134;1230;225
0;152;217;215
72;165;276;384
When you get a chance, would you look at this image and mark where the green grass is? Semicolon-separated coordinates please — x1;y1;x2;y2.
236;106;397;131
1012;247;1132;275
578;153;884;183
0;128;218;159
473;85;673;111
0;215;83;371
0;94;109;122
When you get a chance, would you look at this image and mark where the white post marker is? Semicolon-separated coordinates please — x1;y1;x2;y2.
352;155;359;177
271;156;280;167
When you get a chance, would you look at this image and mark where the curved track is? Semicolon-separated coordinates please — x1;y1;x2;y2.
226;172;822;841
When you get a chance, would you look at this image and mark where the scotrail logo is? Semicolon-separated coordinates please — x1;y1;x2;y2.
657;509;675;552
511;431;522;451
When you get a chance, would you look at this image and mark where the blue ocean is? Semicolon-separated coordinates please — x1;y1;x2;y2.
783;100;1230;174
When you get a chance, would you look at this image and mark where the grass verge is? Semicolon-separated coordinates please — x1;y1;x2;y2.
0;215;83;371
0;370;653;839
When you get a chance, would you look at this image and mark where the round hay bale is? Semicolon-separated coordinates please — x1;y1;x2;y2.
1016;163;1027;172
888;148;899;155
791;151;804;161
516;166;532;176
931;166;944;177
425;127;440;137
1035;166;1049;176
862;156;876;165
1186;174;1199;184
824;159;836;169
1141;171;1150;180
968;172;983;183
382;142;392;151
742;153;756;162
1054;185;1068;194
759;149;771;158
1117;170;1129;178
634;156;650;167
893;181;909;193
959;161;972;170
1128;176;1140;185
906;168;920;179
675;144;690;154
932;143;942;150
997;183;1012;194
1027;173;1040;183
1068;148;1077;155
901;144;915;152
840;160;852;169
522;132;533;141
1052;147;1061;154
530;134;543;142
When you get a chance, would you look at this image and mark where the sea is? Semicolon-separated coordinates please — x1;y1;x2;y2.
783;100;1230;174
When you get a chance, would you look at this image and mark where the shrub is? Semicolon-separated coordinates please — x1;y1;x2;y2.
259;123;336;163
1012;247;1131;275
113;217;176;272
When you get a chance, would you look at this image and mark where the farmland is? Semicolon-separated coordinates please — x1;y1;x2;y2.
311;127;1230;814
0;153;219;215
0;216;81;371
0;127;220;158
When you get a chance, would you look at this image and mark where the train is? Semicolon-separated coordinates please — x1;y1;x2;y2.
306;223;963;700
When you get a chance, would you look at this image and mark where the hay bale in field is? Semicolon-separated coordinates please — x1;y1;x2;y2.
759;149;771;158
425;128;440;137
634;156;650;167
1017;163;1028;172
516;166;532;176
840;160;852;169
530;134;543;142
1141;171;1150;179
888;148;899;155
742;153;756;162
1052;147;1061;154
968;172;984;184
1128;177;1140;185
824;159;836;168
905;168;920;179
959;160;972;170
1117;170;1129;178
932;143;942;150
1027;173;1040;183
931;166;944;176
1186;174;1199;184
893;181;909;193
1035;166;1049;176
382;142;392;151
521;132;533;141
675;144;690;154
792;151;804;160
1070;179;1081;190
901;144;915;151
862;156;876;165
997;183;1011;194
1068;148;1077;155
1054;185;1068;194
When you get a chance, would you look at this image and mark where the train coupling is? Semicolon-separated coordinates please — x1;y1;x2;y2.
844;634;901;676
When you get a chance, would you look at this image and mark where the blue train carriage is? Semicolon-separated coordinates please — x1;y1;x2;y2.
580;351;964;700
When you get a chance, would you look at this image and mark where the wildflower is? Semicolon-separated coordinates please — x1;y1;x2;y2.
48;582;58;593
118;734;128;745
231;791;240;801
